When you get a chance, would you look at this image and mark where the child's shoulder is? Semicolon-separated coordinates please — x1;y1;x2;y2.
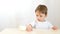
44;20;52;25
45;20;51;23
45;20;53;26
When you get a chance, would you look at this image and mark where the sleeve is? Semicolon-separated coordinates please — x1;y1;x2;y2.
48;22;53;29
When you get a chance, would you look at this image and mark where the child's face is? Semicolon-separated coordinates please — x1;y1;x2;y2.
35;11;47;22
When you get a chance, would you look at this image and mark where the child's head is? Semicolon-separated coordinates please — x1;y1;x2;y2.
35;5;48;22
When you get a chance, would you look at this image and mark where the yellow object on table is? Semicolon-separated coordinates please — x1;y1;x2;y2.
0;28;60;34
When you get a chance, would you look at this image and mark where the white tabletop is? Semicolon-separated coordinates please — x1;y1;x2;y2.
0;28;60;34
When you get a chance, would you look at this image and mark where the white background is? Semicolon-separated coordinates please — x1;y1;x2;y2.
0;0;60;31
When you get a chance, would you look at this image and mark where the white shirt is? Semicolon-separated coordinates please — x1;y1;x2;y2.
30;20;53;29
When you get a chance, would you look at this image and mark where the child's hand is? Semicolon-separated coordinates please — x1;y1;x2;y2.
52;26;58;30
26;24;32;32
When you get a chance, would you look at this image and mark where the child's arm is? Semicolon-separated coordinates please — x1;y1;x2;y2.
52;26;58;30
26;24;33;32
